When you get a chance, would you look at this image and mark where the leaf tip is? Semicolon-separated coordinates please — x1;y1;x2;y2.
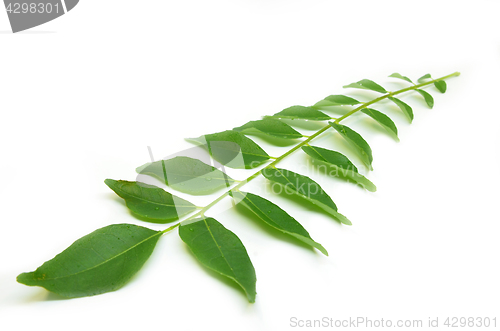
317;244;329;256
16;271;36;286
247;293;256;303
104;178;116;187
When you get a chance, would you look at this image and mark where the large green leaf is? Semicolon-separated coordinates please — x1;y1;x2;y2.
179;217;256;302
105;179;197;223
261;168;351;225
17;224;161;298
388;96;414;123
233;118;303;139
231;191;328;255
301;145;376;192
361;108;399;141
136;156;233;195
186;130;270;169
329;122;374;170
343;79;387;94
415;89;434;108
269;105;331;121
389;73;413;84
312;95;360;109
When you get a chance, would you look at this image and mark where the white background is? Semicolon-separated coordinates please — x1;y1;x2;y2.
1;1;499;330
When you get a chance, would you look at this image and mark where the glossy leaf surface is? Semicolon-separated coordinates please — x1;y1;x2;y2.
389;73;413;84
186;130;270;169
231;191;328;255
262;168;351;225
361;108;399;141
301;145;376;192
233;118;303;139
312;95;360;108
269;105;331;121
105;179;197;222
17;224;161;298
179;217;256;302
343;79;387;93
329;122;374;170
136;156;233;195
416;89;434;108
388;96;414;122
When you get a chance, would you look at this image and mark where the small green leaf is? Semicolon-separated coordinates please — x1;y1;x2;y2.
361;108;399;141
312;95;360;108
388;96;414;123
389;73;413;84
269;105;331;121
329;122;374;170
231;191;328;255
186;130;270;169
136;156;233;195
417;73;432;83
418;74;446;93
434;80;447;93
415;89;434;108
262;168;351;225
233;118;303;139
17;224;161;298
179;217;256;302
343;79;387;94
105;179;197;223
301;145;376;192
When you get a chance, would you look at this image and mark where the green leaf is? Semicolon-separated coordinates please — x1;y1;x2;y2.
233;118;303;139
186;130;270;169
415;89;434;108
17;224;161;298
343;79;387;93
361;108;399;141
269;105;331;121
389;73;413;84
136;156;233;195
301;145;376;192
329;122;374;170
312;95;360;108
417;73;432;83
388;96;414;123
231;191;328;255
434;80;447;93
261;168;351;225
179;217;256;302
104;179;197;223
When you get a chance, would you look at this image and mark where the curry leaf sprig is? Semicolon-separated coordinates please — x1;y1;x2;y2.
17;71;460;302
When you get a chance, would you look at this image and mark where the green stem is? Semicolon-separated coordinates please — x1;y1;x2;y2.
173;71;460;227
161;223;180;235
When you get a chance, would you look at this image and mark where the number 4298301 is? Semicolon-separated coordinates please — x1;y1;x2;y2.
6;3;60;14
